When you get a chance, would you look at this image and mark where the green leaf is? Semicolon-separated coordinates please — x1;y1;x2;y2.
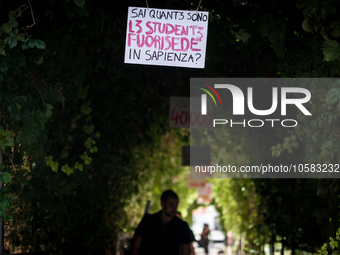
74;0;85;8
85;138;94;149
83;125;94;134
321;141;332;156
28;39;35;48
28;39;46;49
81;104;92;115
235;30;251;44
45;108;52;117
35;39;46;49
322;40;340;61
302;19;313;32
46;103;54;110
85;156;91;165
8;37;17;49
74;162;83;171
16;34;25;42
321;141;340;156
78;87;88;100
90;146;98;153
51;163;59;173
4;36;11;44
336;228;340;236
61;164;73;176
81;152;92;165
287;145;293;153
0;48;5;56
45;156;59;172
271;146;281;157
326;88;339;103
22;43;29;50
291;141;299;149
0;164;4;171
11;20;18;28
61;150;69;158
282;141;289;149
321;26;330;40
1;23;12;34
261;23;272;37
0;172;11;184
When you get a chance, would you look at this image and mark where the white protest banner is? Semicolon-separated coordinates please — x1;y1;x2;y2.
125;7;209;68
170;97;211;128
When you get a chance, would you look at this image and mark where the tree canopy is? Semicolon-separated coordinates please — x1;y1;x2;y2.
0;0;340;254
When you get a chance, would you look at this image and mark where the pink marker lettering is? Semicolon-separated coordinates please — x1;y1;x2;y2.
136;34;144;47
166;23;175;34
190;37;201;51
197;26;204;38
145;36;154;47
175;25;182;36
172;37;181;51
181;37;189;51
189;25;198;36
128;33;136;47
164;36;171;50
135;20;143;33
145;21;153;35
129;20;135;33
154;35;162;50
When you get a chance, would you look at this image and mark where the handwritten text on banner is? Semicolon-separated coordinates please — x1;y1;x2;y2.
124;7;209;68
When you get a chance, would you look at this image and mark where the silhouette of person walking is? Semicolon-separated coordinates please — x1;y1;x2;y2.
201;224;210;255
131;190;192;255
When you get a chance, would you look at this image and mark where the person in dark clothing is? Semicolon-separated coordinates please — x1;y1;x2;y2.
176;211;196;255
131;190;191;255
201;224;210;255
